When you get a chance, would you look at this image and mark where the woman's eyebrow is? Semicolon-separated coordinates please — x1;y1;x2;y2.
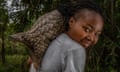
97;31;101;34
87;24;102;32
87;24;94;29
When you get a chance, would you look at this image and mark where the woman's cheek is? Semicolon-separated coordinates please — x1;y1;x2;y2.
74;28;86;40
93;37;98;45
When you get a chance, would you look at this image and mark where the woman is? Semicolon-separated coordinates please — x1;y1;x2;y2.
39;1;104;72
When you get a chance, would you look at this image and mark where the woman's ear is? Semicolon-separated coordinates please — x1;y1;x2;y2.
69;17;75;29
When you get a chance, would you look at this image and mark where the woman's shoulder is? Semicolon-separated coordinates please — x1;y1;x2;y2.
48;33;85;52
56;33;84;51
46;33;66;50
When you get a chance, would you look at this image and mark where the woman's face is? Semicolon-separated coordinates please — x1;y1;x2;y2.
67;9;104;48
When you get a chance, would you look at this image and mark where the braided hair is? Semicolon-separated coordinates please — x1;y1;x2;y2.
58;0;104;31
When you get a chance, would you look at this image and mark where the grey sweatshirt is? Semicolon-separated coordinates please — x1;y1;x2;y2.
39;33;86;72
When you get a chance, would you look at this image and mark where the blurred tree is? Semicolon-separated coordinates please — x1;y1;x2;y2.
0;0;9;64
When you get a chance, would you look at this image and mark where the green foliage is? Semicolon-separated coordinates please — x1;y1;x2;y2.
0;55;28;72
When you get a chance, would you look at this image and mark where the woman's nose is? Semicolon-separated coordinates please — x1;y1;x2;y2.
86;34;95;42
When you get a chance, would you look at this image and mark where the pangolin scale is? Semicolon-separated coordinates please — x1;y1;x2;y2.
10;10;65;66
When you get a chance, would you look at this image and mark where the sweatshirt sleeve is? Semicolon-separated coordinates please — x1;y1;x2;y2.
63;47;86;72
39;41;62;72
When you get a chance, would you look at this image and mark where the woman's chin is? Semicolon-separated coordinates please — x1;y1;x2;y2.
80;43;90;48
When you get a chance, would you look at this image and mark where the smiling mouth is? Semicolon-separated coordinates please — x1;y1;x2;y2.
79;40;91;48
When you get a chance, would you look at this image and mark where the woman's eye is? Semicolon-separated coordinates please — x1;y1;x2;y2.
85;28;91;32
83;25;93;33
95;33;101;37
84;27;92;33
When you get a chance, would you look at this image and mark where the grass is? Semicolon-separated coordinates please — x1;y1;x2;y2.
0;55;29;72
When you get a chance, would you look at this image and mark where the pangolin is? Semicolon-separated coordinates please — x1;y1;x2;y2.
10;10;66;68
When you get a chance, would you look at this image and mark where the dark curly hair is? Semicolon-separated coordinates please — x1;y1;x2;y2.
58;0;104;31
